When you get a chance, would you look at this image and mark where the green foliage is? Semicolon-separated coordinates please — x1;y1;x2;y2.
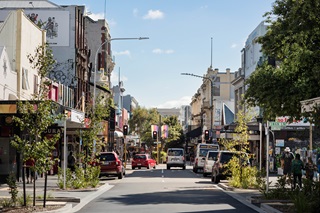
0;198;13;208
57;166;100;189
85;165;100;188
244;0;320;122
6;172;18;207
220;108;258;188
78;94;110;170
128;107;183;149
228;158;258;189
11;44;61;178
17;193;32;207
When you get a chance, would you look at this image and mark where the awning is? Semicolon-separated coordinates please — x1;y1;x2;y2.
114;130;124;138
186;126;202;138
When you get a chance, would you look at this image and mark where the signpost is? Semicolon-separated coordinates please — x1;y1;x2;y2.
269;121;286;130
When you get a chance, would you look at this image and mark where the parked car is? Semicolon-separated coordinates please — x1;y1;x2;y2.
166;148;186;170
193;143;219;173
131;154;156;169
203;150;219;177
211;151;249;183
98;151;125;179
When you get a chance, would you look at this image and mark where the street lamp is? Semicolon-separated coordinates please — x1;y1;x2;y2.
93;37;149;109
181;72;217;141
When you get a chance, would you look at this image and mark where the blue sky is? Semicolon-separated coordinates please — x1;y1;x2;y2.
53;0;274;109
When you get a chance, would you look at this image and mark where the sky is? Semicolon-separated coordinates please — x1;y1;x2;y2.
53;0;275;109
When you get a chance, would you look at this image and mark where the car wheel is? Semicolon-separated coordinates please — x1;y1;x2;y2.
147;164;150;169
193;168;196;173
167;165;170;170
183;166;186;170
132;166;135;170
203;173;207;177
138;167;141;169
153;165;156;169
118;172;123;179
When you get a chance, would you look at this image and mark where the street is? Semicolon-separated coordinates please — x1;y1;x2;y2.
77;164;259;213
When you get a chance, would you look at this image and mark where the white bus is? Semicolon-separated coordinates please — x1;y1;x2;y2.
193;143;219;173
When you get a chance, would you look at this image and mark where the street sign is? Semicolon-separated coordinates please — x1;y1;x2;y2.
269;122;286;130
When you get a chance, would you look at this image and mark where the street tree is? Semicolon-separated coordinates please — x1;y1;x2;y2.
219;108;258;188
244;0;320;123
11;44;61;207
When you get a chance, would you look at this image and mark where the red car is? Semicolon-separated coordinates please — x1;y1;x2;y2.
98;152;125;179
132;154;157;169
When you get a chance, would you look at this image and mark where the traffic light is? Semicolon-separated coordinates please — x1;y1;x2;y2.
204;130;209;140
152;131;157;140
123;125;128;135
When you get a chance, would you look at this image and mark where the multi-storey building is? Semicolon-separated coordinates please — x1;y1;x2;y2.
188;67;235;145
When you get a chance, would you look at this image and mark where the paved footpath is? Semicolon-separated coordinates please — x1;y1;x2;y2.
0;166;281;213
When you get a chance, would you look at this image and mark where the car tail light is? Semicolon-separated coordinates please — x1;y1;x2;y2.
116;160;121;166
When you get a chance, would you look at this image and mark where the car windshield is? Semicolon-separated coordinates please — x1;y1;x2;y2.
99;153;116;161
134;155;146;160
208;152;218;160
168;150;183;156
199;148;212;157
220;153;240;164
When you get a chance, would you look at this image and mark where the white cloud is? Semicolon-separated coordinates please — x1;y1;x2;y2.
113;50;131;56
231;43;237;48
88;13;104;21
87;13;116;26
156;96;192;108
152;48;174;54
111;73;128;87
143;10;164;20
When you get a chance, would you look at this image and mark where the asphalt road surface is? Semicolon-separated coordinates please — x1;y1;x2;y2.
77;164;258;213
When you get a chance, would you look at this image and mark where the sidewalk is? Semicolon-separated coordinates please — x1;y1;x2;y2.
0;167;282;213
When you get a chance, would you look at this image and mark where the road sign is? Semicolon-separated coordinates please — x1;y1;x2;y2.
269;122;286;130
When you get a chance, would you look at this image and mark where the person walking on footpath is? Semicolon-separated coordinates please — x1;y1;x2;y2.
291;153;304;190
67;152;76;172
25;158;34;184
305;157;317;181
281;147;294;178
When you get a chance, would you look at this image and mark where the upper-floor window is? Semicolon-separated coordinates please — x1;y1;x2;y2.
22;68;29;90
213;77;220;96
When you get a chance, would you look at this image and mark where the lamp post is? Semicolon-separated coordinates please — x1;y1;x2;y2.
181;72;217;141
93;37;149;109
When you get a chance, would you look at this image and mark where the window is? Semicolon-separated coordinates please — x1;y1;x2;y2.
213;77;220;96
22;68;29;90
33;75;38;94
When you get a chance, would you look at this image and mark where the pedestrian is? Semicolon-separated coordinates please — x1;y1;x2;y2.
280;147;294;178
67;152;76;172
291;153;304;189
25;158;34;184
305;157;317;181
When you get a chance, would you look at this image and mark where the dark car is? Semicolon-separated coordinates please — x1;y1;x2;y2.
98;152;125;179
132;154;156;169
211;151;249;183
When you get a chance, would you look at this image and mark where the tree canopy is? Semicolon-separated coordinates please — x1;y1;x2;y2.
128;107;183;149
244;0;320;122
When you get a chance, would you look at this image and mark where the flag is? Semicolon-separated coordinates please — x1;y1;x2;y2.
161;125;169;139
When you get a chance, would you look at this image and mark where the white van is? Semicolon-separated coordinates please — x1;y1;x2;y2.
193;143;219;173
166;148;186;170
203;150;219;177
